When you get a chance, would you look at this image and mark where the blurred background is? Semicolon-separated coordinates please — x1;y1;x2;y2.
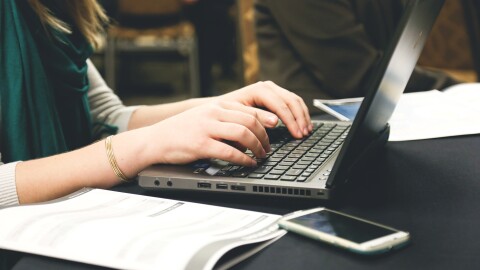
91;0;480;112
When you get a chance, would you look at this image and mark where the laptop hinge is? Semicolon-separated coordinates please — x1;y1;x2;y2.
326;123;390;189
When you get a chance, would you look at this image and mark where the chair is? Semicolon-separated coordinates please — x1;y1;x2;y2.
236;0;259;86
104;0;200;97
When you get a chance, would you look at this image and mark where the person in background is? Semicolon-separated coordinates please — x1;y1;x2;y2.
255;0;459;111
0;0;311;207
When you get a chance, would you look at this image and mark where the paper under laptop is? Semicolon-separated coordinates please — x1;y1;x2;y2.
138;0;445;199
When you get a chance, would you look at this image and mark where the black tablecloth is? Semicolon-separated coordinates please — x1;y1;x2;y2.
5;134;480;270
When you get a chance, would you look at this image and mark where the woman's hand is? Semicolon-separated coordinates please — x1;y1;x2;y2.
128;81;312;167
145;101;271;167
217;81;312;139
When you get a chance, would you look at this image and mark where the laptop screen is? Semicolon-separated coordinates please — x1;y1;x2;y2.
327;0;445;188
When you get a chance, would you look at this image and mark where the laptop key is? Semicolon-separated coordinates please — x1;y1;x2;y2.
284;157;299;163
264;174;280;180
231;167;254;177
262;160;279;166
248;173;265;179
292;164;308;169
280;175;296;181
276;165;290;171
215;170;231;176
301;172;311;177
308;164;319;170
270;169;287;175
278;161;294;166
231;171;250;177
268;157;282;162
285;169;303;176
253;165;273;174
297;176;308;182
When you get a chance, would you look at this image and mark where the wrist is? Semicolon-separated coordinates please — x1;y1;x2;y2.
105;135;129;182
110;128;154;179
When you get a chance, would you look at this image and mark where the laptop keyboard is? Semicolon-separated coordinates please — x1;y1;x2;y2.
211;122;351;182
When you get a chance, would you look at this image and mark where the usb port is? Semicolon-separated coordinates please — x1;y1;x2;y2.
197;182;211;189
231;185;246;191
216;184;228;190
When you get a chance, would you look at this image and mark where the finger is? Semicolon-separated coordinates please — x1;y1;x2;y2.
249;82;304;138
218;101;279;128
203;139;257;166
212;121;267;159
252;108;279;128
216;107;271;152
298;95;313;132
290;91;312;132
227;141;247;153
280;88;313;132
265;81;312;135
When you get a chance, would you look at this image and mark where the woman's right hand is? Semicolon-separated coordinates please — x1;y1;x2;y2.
143;101;272;167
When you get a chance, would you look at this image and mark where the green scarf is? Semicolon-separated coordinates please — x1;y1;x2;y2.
0;0;94;162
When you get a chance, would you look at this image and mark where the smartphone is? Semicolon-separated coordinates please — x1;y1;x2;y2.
278;207;410;255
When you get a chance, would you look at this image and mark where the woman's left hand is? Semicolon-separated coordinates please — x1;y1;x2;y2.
217;81;312;139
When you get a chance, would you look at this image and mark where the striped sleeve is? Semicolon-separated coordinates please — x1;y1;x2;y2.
0;161;21;207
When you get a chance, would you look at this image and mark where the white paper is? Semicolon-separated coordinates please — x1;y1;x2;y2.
0;189;285;270
314;83;480;141
388;85;480;141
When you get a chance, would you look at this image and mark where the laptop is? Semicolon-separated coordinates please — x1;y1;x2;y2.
138;0;445;199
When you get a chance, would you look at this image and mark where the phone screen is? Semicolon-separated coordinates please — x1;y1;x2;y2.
288;210;397;243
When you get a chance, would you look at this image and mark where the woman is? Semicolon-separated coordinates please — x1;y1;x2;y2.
0;0;311;206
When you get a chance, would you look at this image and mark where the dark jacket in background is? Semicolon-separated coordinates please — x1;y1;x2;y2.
255;0;457;110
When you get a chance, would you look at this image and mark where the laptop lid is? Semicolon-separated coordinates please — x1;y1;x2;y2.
326;0;445;188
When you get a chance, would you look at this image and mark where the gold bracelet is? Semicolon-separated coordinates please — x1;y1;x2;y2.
105;135;129;182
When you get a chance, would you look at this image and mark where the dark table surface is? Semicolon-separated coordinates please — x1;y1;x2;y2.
4;134;480;270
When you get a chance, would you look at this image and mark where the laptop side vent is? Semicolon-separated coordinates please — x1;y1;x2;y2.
252;186;311;197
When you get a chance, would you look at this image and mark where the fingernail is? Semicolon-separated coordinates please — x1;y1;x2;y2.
268;116;278;126
251;159;257;166
297;129;303;137
303;128;308;135
309;124;313;131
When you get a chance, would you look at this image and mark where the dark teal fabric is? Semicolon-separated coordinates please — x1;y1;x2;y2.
0;0;94;162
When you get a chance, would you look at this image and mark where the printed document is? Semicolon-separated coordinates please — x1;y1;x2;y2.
0;189;285;270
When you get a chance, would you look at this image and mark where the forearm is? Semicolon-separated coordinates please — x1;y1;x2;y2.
15;128;152;204
127;96;216;130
